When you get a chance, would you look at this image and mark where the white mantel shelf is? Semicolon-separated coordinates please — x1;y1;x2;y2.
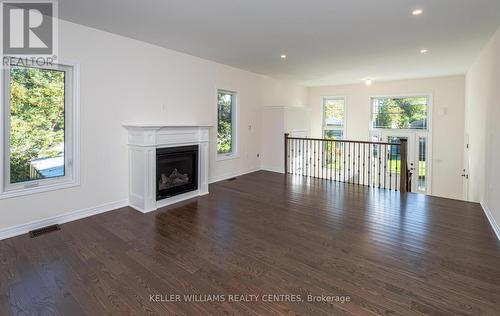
123;125;211;213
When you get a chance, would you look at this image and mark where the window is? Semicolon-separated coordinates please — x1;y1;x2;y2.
2;59;79;198
371;96;428;130
217;90;236;157
369;95;432;194
323;97;345;139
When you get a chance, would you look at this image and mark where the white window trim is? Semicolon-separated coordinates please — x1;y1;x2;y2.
216;89;239;161
368;93;432;132
321;96;347;139
0;59;80;199
368;93;433;194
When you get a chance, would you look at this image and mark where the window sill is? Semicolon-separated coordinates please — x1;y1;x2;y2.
0;180;80;200
216;153;240;161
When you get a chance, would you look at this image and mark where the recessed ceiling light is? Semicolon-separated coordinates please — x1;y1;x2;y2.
412;9;423;15
420;49;428;54
365;79;372;86
280;54;287;59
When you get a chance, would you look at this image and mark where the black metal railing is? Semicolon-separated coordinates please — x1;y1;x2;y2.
284;134;410;192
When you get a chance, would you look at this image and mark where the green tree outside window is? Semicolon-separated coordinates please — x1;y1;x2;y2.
217;91;234;154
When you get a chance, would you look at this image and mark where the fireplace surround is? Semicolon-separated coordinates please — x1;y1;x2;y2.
123;125;210;213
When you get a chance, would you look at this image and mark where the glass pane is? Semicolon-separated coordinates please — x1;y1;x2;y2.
418;137;427;192
387;136;407;175
323;98;345;127
9;66;65;184
372;97;428;129
323;129;343;140
217;91;233;154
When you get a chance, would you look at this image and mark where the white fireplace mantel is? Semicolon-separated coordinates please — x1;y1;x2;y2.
123;125;211;213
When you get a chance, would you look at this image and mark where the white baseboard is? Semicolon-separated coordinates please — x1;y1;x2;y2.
480;200;500;242
260;165;284;174
0;199;129;241
0;169;274;241
208;167;261;184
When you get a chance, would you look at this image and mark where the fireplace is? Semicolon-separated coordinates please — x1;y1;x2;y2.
124;125;209;213
156;145;198;200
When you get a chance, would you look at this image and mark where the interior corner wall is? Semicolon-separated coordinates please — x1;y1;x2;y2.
306;76;466;200
260;106;311;173
465;27;500;226
0;19;305;233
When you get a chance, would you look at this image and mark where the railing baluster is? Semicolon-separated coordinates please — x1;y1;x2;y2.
284;135;405;191
330;141;333;181
367;143;371;187
303;139;306;177
373;144;376;187
389;143;392;190
339;142;342;181
310;140;312;177
294;138;296;174
362;143;366;186
348;142;351;184
318;140;321;179
313;140;316;178
321;140;324;179
383;144;387;189
354;143;357;184
377;144;381;188
293;139;298;173
314;140;317;178
343;143;346;183
315;140;318;178
334;141;337;182
284;133;289;174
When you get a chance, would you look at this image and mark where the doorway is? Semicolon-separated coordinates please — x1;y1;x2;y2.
372;131;430;194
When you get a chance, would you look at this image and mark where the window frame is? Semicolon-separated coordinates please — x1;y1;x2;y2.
0;58;80;199
322;96;347;139
368;93;433;194
216;89;238;161
369;94;432;131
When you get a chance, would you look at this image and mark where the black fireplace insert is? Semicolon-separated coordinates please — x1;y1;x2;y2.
156;145;198;200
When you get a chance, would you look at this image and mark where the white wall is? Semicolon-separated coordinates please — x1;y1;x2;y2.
465;27;500;231
260;106;310;173
307;76;466;200
0;20;306;232
261;108;286;173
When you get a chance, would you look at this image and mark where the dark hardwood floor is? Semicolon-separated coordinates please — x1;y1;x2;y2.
1;171;500;315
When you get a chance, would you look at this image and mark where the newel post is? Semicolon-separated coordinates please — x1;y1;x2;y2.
399;139;408;193
284;133;290;174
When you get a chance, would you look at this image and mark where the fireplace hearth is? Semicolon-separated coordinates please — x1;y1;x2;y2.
156;145;198;200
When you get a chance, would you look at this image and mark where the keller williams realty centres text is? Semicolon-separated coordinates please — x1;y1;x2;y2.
150;293;352;304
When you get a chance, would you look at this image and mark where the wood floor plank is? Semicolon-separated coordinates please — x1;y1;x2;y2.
1;170;499;315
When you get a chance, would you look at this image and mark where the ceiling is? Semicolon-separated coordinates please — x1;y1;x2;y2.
58;0;500;86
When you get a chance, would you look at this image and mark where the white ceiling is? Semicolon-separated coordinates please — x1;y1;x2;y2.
59;0;500;86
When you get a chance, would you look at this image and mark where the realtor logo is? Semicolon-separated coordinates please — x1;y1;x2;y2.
1;1;57;55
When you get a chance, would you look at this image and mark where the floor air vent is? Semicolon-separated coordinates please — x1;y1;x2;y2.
227;177;237;181
29;224;61;238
